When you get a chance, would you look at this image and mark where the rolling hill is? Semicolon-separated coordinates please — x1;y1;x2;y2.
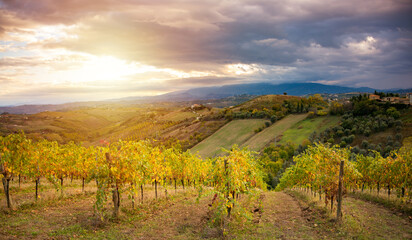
122;82;376;102
278;116;341;145
0;82;380;114
241;114;308;151
190;119;268;158
191;114;343;158
0;104;225;147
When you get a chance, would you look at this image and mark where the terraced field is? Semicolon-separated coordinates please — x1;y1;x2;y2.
241;114;308;151
191;114;343;157
190;119;267;158
278;115;341;145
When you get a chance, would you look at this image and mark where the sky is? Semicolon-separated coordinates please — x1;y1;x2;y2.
0;0;412;106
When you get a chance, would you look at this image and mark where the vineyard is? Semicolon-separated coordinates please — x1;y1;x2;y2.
276;143;412;213
1;132;412;238
0;133;266;222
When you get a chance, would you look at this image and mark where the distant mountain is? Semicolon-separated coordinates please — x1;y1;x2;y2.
0;102;109;115
120;82;376;103
389;88;412;94
0;104;63;115
0;82;394;114
181;82;375;99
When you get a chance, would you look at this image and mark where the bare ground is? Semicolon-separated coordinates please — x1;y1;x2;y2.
235;191;327;239
1;185;412;240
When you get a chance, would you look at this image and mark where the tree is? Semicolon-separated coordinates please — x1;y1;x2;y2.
386;107;400;119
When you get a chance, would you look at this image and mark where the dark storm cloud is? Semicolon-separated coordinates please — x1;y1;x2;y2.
0;0;411;91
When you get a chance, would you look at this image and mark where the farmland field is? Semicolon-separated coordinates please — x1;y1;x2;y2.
1;179;411;239
278;115;341;145
241;114;308;151
190;119;267;158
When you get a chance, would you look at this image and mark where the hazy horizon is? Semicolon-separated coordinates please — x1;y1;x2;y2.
1;0;412;105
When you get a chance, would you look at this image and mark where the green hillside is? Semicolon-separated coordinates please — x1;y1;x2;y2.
278;115;341;145
232;94;302;111
191;114;343;158
190;119;267;158
241;114;308;151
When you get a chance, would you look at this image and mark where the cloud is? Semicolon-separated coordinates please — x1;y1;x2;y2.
165;76;242;87
0;0;411;105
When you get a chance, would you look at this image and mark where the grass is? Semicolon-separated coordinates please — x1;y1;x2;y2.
190;119;267;158
191;114;340;156
2;180;411;239
241;114;308;151
0;179;211;239
400;108;412;124
278;115;341;145
287;189;412;240
348;190;412;216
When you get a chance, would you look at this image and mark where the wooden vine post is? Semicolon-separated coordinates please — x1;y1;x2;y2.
224;159;231;218
35;177;40;201
1;155;13;209
336;160;344;223
106;152;120;218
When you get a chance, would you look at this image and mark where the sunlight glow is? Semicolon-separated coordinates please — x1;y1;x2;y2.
226;64;264;75
65;56;145;83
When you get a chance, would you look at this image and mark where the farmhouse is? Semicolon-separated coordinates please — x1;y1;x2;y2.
407;93;412;105
382;97;400;102
369;94;380;100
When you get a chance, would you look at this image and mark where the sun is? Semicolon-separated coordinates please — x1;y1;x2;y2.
68;56;143;83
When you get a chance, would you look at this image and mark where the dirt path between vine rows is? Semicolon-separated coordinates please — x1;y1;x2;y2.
2;189;412;239
240;191;324;239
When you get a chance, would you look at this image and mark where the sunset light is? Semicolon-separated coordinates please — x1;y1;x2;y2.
0;1;411;238
0;0;411;105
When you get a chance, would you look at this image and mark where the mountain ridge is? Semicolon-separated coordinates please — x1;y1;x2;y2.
0;82;404;114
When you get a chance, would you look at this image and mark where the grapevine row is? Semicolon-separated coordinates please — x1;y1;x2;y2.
276;143;411;208
0;133;266;219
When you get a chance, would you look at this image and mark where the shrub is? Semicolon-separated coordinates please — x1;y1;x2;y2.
347;134;355;144
351;127;357;134
375;145;382;153
359;149;367;155
386;107;400;119
364;127;371;137
270;115;277;123
394;120;402;126
352;146;360;154
361;140;369;149
384;145;393;153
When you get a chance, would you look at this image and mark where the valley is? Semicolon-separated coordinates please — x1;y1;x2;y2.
1;93;412;240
